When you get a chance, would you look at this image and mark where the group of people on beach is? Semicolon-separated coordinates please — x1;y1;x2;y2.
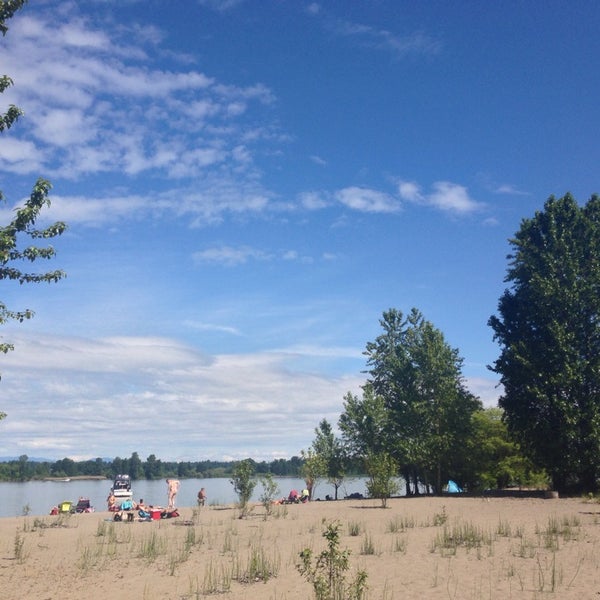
106;479;207;515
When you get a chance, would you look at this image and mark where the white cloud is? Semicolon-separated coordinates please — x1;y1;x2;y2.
0;138;44;173
429;182;481;214
398;180;421;203
398;179;483;215
335;186;401;213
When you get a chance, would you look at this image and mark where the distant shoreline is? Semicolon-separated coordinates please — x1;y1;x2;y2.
42;475;108;481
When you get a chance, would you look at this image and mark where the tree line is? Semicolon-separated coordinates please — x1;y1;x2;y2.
0;452;327;482
302;194;600;498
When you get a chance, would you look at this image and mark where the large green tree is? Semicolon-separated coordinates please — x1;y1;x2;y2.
489;193;600;493
0;0;66;400
363;308;481;494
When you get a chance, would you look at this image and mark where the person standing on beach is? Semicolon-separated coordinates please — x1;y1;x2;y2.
197;487;207;506
166;478;180;509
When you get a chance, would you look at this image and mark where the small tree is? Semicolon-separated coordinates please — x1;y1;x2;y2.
230;458;256;518
300;448;326;500
311;419;347;500
258;472;280;518
297;521;368;600
364;451;399;508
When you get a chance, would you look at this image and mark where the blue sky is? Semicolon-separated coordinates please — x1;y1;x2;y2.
0;0;598;462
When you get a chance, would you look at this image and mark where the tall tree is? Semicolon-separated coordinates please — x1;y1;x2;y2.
364;308;480;494
489;193;600;493
0;1;66;400
299;448;325;500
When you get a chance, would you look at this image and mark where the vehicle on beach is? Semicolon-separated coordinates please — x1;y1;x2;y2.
110;474;133;499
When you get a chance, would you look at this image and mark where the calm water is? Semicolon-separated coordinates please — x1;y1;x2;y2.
0;477;370;518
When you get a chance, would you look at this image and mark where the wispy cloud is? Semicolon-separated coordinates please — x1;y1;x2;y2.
336;20;441;58
0;331;363;460
299;191;330;210
310;154;327;166
308;7;441;59
2;8;274;187
335;186;401;213
494;183;530;196
197;0;245;12
183;321;242;336
192;245;318;266
192;245;271;266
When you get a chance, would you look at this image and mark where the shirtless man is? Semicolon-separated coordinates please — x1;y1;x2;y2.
166;478;180;509
197;487;207;506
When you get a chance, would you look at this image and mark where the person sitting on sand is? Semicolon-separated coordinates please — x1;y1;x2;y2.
107;493;117;511
120;498;135;521
136;498;151;519
197;487;207;506
300;488;310;503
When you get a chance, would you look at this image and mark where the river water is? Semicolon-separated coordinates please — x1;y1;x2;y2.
0;477;371;518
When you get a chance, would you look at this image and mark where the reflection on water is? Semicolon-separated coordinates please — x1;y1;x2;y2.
0;477;370;518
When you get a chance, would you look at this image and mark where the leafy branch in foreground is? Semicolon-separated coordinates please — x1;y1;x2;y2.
0;178;67;356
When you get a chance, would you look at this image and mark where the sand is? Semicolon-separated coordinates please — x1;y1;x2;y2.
1;495;600;599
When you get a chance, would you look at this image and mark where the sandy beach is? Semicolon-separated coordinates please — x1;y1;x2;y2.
1;495;599;599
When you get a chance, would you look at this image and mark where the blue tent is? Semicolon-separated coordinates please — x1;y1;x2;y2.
447;480;463;493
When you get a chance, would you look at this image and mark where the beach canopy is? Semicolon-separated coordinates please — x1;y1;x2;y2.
447;480;463;493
